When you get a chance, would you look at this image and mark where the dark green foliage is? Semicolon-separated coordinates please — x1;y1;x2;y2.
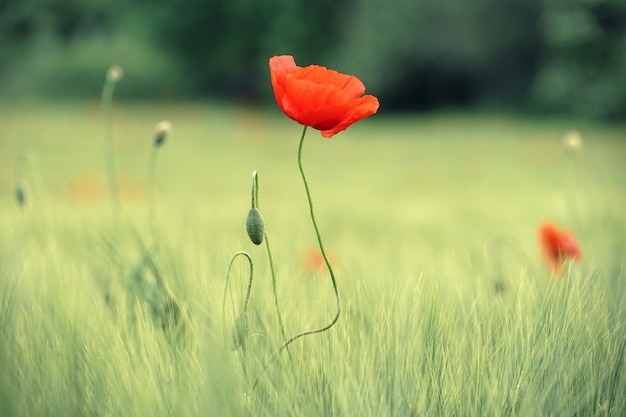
0;0;119;67
1;0;624;119
136;0;347;100
332;0;544;111
531;0;626;120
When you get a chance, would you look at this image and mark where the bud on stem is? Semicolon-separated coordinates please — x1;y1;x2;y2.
246;170;265;245
153;120;172;148
246;208;265;245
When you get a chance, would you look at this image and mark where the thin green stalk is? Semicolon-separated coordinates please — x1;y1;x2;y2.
565;152;580;226
222;251;254;319
263;232;288;342
223;251;254;358
278;125;341;352
147;145;159;244
101;73;121;217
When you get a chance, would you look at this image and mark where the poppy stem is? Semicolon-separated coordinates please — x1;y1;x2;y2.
280;126;342;352
252;126;342;388
222;251;254;358
222;251;254;320
101;74;121;218
147;144;159;245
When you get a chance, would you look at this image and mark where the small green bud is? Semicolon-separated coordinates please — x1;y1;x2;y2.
563;130;583;156
153;120;172;147
106;65;124;83
246;208;265;245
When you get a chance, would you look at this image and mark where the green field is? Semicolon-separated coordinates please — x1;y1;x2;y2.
1;102;625;416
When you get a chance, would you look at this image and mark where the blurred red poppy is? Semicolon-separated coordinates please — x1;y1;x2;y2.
538;222;581;274
269;55;379;138
302;247;337;272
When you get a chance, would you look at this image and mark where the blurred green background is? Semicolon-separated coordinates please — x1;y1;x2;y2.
1;0;625;119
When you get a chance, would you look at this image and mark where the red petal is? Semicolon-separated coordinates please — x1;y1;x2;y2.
539;223;562;271
269;55;296;75
277;76;350;127
295;65;366;99
321;95;380;138
560;231;581;259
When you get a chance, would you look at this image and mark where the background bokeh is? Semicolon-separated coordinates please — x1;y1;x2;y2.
1;0;625;119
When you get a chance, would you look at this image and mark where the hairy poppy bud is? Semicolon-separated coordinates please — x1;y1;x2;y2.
246;208;265;245
231;312;249;351
153;120;172;148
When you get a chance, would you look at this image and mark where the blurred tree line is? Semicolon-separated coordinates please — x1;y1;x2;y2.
1;0;625;119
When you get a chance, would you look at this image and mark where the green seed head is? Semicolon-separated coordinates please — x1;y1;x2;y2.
246;208;265;245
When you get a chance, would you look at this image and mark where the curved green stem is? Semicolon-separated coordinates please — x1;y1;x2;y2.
278;125;341;352
253;126;342;388
222;251;254;320
223;251;254;359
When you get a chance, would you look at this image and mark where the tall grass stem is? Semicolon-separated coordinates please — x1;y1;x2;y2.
101;73;121;218
147;145;159;244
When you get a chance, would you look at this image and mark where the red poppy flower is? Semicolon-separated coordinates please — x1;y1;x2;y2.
302;247;337;272
538;222;581;274
269;55;380;138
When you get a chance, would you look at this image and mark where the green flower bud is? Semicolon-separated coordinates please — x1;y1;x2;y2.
106;65;124;83
246;208;265;245
153;120;172;148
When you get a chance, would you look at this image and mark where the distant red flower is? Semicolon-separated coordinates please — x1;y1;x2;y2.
302;248;337;272
538;222;581;274
269;55;379;138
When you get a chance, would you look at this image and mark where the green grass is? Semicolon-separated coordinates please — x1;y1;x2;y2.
1;102;625;416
